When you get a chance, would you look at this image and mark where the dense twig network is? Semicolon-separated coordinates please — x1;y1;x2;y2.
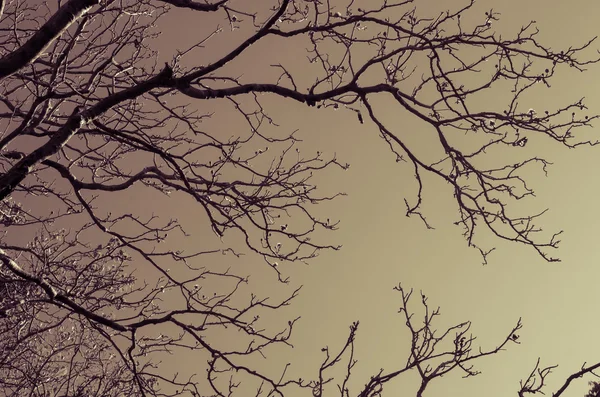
0;0;598;396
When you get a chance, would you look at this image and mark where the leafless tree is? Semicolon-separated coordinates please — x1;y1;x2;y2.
0;0;599;396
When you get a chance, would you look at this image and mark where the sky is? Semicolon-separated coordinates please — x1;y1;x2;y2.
7;0;600;396
142;0;600;396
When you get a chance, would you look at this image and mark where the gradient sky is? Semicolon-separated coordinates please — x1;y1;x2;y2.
14;0;600;396
141;0;600;396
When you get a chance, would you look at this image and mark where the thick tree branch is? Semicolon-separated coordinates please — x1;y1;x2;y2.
0;248;127;331
156;0;227;12
0;64;173;201
178;0;290;83
0;0;99;79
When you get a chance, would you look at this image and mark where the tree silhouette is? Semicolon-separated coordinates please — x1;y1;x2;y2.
0;0;599;396
585;382;600;397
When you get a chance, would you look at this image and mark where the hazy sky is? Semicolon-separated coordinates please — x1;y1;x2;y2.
140;0;600;396
286;1;600;395
13;0;600;396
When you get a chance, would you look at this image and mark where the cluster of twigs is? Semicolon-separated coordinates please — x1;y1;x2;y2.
0;0;598;396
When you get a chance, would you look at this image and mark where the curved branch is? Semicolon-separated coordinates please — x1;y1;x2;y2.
553;362;600;397
0;248;127;331
0;64;173;201
0;0;99;79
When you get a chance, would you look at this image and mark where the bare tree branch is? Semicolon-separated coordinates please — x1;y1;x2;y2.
156;0;228;12
0;1;598;396
0;0;99;80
